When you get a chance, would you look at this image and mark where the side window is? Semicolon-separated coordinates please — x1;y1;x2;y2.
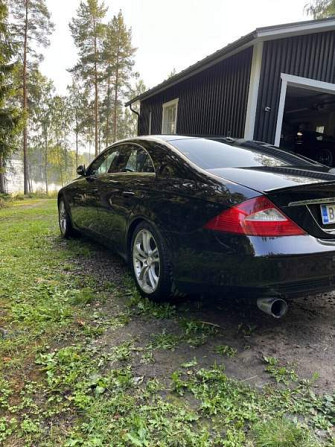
124;146;155;173
89;148;119;176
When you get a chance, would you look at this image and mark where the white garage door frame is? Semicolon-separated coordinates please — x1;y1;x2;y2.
274;73;335;147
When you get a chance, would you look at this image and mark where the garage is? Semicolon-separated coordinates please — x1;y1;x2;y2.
277;75;335;166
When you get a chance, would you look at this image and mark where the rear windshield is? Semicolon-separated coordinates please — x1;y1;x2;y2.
170;138;319;169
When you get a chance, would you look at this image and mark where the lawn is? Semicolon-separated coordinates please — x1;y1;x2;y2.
0;199;334;446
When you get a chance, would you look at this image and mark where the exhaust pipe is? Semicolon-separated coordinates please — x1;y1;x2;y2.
257;297;288;318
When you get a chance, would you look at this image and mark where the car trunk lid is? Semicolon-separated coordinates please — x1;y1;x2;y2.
208;166;335;239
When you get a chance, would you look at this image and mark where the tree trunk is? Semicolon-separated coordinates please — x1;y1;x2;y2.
113;63;119;143
93;30;99;157
44;131;48;195
75;111;79;168
0;155;5;194
23;0;29;194
105;76;111;147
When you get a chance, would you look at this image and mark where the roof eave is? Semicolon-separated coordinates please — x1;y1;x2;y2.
126;17;335;107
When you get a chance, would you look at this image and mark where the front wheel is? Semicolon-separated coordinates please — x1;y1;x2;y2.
130;222;172;301
58;198;76;238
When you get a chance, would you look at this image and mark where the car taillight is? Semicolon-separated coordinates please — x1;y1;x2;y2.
204;196;306;236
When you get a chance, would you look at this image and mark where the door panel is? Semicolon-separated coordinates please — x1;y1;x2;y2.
95;172;156;254
94;144;156;254
69;176;100;232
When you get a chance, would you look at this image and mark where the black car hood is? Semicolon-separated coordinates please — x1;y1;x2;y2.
207;166;335;193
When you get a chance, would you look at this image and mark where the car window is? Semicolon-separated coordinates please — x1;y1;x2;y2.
89;148;120;176
170;138;320;169
123;146;155;173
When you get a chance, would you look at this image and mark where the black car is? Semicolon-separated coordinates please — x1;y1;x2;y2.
295;130;335;167
58;136;335;317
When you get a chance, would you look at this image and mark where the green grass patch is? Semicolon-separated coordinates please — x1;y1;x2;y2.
0;200;334;446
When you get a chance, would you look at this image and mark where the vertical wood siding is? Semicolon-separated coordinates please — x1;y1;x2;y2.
255;31;335;143
138;47;253;137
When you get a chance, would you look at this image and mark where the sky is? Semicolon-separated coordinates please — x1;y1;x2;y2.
41;0;310;95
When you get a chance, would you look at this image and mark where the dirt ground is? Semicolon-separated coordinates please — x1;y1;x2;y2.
67;236;335;396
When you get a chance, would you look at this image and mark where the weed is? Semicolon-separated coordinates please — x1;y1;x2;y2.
213;344;237;357
150;330;182;350
252;416;319;447
263;356;298;384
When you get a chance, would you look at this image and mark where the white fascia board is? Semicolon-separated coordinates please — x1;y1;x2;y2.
244;42;263;140
257;20;335;41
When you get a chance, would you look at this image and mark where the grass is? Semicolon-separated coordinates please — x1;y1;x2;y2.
0;199;335;446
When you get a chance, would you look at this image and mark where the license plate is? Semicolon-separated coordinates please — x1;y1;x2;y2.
321;204;335;225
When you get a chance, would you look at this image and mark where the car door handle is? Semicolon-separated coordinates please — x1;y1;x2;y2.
123;191;135;197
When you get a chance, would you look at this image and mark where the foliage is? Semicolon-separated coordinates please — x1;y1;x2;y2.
8;0;54;193
101;11;136;144
252;417;319;447
0;0;23;193
70;0;108;157
305;0;335;18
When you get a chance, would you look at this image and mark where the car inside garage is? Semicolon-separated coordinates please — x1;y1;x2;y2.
280;84;335;166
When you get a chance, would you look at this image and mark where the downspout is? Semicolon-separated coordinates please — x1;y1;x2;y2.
129;102;140;136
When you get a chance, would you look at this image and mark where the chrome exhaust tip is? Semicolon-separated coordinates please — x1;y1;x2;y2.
257;297;288;319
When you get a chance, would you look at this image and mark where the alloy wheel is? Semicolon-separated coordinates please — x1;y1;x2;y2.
59;200;67;235
132;228;160;294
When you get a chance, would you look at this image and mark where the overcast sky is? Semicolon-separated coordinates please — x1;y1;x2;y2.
41;0;309;95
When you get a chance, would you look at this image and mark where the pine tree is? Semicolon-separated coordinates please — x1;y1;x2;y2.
70;0;107;157
0;0;23;194
305;0;335;18
103;11;136;142
9;0;54;194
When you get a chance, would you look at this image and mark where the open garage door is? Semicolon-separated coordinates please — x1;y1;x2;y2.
275;74;335;166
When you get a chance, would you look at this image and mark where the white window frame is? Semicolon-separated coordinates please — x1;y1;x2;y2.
275;73;335;146
161;98;179;134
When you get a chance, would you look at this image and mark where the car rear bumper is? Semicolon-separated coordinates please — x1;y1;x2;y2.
167;231;335;298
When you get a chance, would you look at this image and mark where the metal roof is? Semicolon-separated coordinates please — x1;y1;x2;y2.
126;17;335;106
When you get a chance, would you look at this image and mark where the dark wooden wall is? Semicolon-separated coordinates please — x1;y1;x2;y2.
254;31;335;143
139;47;253;138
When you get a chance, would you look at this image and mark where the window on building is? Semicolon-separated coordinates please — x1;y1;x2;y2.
162;98;179;134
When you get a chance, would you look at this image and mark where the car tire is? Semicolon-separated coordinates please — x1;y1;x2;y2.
317;148;333;166
58;198;76;239
130;221;173;301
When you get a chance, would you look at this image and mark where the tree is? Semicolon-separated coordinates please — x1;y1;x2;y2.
70;0;107;157
9;0;54;193
305;0;335;18
0;0;23;194
119;79;146;139
29;71;54;193
67;79;91;167
103;11;136;143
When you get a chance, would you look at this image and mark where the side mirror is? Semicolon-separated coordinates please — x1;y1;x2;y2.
76;165;86;176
